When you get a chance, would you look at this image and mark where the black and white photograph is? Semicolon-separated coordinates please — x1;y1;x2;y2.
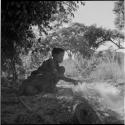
1;0;125;124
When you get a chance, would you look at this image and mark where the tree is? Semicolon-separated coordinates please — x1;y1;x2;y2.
41;23;124;59
42;23;92;58
1;1;85;81
84;25;124;49
113;0;124;30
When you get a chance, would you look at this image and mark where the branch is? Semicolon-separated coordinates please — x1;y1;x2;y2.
96;38;125;49
18;96;33;112
96;38;106;46
109;38;125;49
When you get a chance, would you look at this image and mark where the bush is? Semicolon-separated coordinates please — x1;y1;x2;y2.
90;61;125;83
61;49;125;84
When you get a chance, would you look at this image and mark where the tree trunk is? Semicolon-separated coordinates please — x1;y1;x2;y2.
11;58;18;83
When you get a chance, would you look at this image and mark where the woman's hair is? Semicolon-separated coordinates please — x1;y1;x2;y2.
52;48;65;56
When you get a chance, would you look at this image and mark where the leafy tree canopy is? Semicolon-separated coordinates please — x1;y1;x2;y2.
113;0;124;30
2;1;85;60
40;23;124;58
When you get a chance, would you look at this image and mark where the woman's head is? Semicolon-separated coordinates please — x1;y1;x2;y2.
52;48;65;63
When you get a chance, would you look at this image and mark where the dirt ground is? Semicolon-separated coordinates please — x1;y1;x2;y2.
1;80;124;124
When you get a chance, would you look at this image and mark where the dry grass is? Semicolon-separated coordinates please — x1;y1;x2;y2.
90;62;125;83
62;51;125;84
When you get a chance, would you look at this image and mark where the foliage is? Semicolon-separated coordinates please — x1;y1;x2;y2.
2;1;84;60
113;0;124;30
41;23;124;59
2;1;85;80
44;23;91;56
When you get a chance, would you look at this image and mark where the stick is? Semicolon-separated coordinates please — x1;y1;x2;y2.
18;96;33;112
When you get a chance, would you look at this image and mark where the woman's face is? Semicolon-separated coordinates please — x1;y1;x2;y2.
54;52;64;63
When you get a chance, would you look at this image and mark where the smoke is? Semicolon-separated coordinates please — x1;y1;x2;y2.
73;82;124;117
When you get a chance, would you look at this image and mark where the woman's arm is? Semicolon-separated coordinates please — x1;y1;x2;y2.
59;76;79;85
61;76;75;82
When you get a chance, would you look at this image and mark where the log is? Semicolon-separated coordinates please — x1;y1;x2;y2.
73;99;102;124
